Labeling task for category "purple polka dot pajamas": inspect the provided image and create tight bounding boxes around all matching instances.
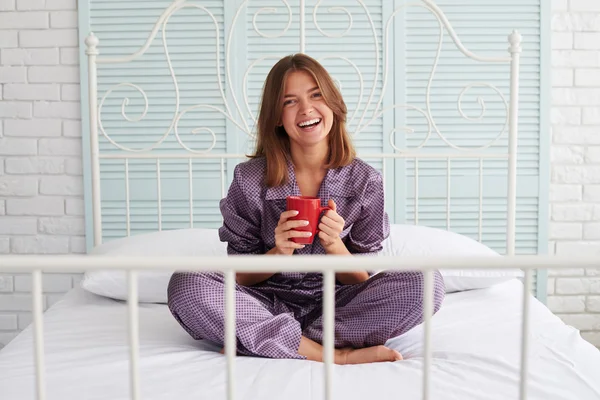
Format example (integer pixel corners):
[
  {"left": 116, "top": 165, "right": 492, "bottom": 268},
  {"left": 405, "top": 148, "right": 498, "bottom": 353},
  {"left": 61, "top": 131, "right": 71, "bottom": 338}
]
[{"left": 167, "top": 157, "right": 445, "bottom": 359}]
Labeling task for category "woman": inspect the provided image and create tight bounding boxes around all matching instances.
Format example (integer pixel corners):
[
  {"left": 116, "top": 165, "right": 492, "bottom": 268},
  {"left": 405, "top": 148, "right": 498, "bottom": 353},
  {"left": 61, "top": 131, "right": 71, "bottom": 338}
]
[{"left": 168, "top": 54, "right": 445, "bottom": 365}]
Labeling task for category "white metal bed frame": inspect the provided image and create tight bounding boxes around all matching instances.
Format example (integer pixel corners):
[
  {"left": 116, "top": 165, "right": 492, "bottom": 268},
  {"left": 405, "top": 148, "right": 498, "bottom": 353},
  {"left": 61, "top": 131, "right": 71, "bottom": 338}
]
[{"left": 1, "top": 1, "right": 586, "bottom": 400}]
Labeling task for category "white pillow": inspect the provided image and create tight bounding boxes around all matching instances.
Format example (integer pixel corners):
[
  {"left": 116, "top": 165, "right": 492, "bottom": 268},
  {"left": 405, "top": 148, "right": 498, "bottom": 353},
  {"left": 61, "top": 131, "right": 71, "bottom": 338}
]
[
  {"left": 81, "top": 228, "right": 227, "bottom": 303},
  {"left": 81, "top": 225, "right": 521, "bottom": 303},
  {"left": 381, "top": 224, "right": 522, "bottom": 293}
]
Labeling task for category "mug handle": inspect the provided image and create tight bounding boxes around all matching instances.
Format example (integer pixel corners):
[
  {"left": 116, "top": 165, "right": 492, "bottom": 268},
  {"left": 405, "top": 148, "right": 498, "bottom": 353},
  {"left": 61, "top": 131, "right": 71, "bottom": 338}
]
[{"left": 315, "top": 206, "right": 332, "bottom": 235}]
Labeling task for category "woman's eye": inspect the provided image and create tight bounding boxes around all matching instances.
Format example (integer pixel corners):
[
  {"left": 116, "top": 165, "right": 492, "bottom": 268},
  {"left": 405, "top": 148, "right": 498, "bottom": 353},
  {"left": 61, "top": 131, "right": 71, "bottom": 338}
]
[
  {"left": 312, "top": 92, "right": 322, "bottom": 98},
  {"left": 283, "top": 99, "right": 294, "bottom": 106}
]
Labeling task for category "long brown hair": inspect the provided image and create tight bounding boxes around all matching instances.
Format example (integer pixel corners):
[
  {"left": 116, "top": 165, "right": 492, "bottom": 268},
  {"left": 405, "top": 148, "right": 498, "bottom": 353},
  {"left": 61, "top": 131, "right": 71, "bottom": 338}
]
[{"left": 249, "top": 54, "right": 356, "bottom": 187}]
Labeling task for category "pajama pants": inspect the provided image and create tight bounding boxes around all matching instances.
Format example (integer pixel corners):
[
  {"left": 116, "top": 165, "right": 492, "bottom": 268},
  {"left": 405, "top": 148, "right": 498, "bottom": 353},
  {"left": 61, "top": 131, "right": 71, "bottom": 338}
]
[{"left": 167, "top": 270, "right": 445, "bottom": 360}]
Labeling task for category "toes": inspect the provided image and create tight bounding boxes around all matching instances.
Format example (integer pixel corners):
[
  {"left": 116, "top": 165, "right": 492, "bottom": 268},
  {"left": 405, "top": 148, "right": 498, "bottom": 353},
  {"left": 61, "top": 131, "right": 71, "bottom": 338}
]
[{"left": 382, "top": 346, "right": 402, "bottom": 361}]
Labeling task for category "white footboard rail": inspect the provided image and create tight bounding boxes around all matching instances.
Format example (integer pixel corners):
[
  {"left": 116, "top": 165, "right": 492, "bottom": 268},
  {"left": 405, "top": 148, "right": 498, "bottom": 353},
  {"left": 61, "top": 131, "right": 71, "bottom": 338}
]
[{"left": 0, "top": 255, "right": 596, "bottom": 400}]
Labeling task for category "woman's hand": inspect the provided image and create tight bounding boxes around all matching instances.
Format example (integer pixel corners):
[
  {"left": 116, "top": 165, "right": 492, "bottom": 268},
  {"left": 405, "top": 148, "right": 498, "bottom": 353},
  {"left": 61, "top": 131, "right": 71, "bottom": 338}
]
[
  {"left": 318, "top": 199, "right": 345, "bottom": 249},
  {"left": 316, "top": 200, "right": 370, "bottom": 284},
  {"left": 273, "top": 210, "right": 312, "bottom": 255}
]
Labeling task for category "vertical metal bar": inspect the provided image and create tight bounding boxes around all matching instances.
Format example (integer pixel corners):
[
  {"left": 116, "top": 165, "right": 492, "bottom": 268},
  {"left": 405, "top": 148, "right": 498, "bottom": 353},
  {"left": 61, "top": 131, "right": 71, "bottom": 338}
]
[
  {"left": 382, "top": 160, "right": 387, "bottom": 203},
  {"left": 225, "top": 269, "right": 236, "bottom": 400},
  {"left": 446, "top": 158, "right": 451, "bottom": 230},
  {"left": 221, "top": 158, "right": 226, "bottom": 199},
  {"left": 189, "top": 159, "right": 194, "bottom": 228},
  {"left": 479, "top": 158, "right": 483, "bottom": 242},
  {"left": 32, "top": 270, "right": 46, "bottom": 400},
  {"left": 86, "top": 34, "right": 102, "bottom": 247},
  {"left": 323, "top": 269, "right": 335, "bottom": 400},
  {"left": 414, "top": 159, "right": 419, "bottom": 225},
  {"left": 127, "top": 271, "right": 140, "bottom": 400},
  {"left": 422, "top": 270, "right": 433, "bottom": 400},
  {"left": 519, "top": 269, "right": 532, "bottom": 400},
  {"left": 507, "top": 31, "right": 522, "bottom": 256},
  {"left": 156, "top": 159, "right": 162, "bottom": 231},
  {"left": 299, "top": 0, "right": 305, "bottom": 53},
  {"left": 125, "top": 159, "right": 130, "bottom": 237}
]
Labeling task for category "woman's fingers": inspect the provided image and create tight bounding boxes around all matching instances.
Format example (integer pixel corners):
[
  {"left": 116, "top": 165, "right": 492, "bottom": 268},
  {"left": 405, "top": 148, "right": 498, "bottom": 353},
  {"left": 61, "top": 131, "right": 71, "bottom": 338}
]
[
  {"left": 285, "top": 230, "right": 312, "bottom": 239},
  {"left": 318, "top": 231, "right": 337, "bottom": 246},
  {"left": 276, "top": 229, "right": 311, "bottom": 244},
  {"left": 282, "top": 219, "right": 309, "bottom": 231},
  {"left": 330, "top": 212, "right": 345, "bottom": 224},
  {"left": 318, "top": 231, "right": 332, "bottom": 243},
  {"left": 318, "top": 222, "right": 337, "bottom": 237},
  {"left": 276, "top": 234, "right": 306, "bottom": 249},
  {"left": 280, "top": 241, "right": 306, "bottom": 250},
  {"left": 275, "top": 210, "right": 308, "bottom": 254},
  {"left": 279, "top": 210, "right": 299, "bottom": 224},
  {"left": 320, "top": 215, "right": 341, "bottom": 229},
  {"left": 275, "top": 219, "right": 308, "bottom": 235}
]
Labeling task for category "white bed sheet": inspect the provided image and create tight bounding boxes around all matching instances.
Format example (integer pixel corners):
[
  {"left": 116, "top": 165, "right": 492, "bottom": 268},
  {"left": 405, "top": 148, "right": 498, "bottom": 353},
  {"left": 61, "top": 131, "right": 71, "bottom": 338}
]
[{"left": 0, "top": 279, "right": 599, "bottom": 400}]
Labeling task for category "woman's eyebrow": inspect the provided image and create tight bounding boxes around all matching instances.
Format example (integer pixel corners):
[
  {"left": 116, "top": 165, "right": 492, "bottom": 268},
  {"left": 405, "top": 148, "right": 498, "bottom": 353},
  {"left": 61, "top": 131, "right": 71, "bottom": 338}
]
[{"left": 284, "top": 86, "right": 319, "bottom": 98}]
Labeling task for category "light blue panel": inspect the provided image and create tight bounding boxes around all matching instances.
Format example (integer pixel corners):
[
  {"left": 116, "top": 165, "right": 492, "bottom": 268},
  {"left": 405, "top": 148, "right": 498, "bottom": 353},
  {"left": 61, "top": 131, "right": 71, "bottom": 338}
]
[
  {"left": 89, "top": 0, "right": 228, "bottom": 240},
  {"left": 399, "top": 0, "right": 545, "bottom": 296}
]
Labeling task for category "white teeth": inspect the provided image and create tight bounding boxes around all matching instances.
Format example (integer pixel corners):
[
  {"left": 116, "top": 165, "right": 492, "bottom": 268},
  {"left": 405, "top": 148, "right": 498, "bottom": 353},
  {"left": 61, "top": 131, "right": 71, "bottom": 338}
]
[{"left": 298, "top": 118, "right": 321, "bottom": 127}]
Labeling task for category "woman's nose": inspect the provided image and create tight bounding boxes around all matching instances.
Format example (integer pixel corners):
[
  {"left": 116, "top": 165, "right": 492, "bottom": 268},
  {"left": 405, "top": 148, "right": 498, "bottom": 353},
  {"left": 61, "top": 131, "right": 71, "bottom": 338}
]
[{"left": 299, "top": 100, "right": 314, "bottom": 115}]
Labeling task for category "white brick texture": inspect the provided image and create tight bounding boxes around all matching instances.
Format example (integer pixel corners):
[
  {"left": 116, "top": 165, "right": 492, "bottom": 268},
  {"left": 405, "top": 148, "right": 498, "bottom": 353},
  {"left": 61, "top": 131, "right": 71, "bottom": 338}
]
[
  {"left": 1, "top": 48, "right": 60, "bottom": 66},
  {"left": 0, "top": 11, "right": 48, "bottom": 29},
  {"left": 552, "top": 69, "right": 574, "bottom": 86},
  {"left": 0, "top": 0, "right": 16, "bottom": 11},
  {"left": 551, "top": 0, "right": 600, "bottom": 349},
  {"left": 14, "top": 274, "right": 72, "bottom": 293},
  {"left": 0, "top": 66, "right": 27, "bottom": 83},
  {"left": 3, "top": 83, "right": 60, "bottom": 101},
  {"left": 582, "top": 107, "right": 600, "bottom": 124},
  {"left": 0, "top": 6, "right": 83, "bottom": 349},
  {"left": 4, "top": 118, "right": 62, "bottom": 136},
  {"left": 0, "top": 31, "right": 19, "bottom": 48},
  {"left": 0, "top": 0, "right": 599, "bottom": 353}
]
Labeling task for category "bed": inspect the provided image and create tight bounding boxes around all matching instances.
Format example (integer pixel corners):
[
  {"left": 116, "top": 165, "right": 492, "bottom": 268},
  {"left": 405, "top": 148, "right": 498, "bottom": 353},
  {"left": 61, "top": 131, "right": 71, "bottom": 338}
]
[
  {"left": 1, "top": 276, "right": 599, "bottom": 399},
  {"left": 1, "top": 226, "right": 600, "bottom": 400},
  {"left": 1, "top": 0, "right": 599, "bottom": 399}
]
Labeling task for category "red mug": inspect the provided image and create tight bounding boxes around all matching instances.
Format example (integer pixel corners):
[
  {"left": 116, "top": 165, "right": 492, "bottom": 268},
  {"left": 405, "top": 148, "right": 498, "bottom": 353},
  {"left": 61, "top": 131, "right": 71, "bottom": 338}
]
[{"left": 286, "top": 196, "right": 332, "bottom": 245}]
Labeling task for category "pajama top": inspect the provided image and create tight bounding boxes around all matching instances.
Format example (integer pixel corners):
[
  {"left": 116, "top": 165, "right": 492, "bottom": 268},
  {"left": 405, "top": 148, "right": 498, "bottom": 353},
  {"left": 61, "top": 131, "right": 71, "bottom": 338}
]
[{"left": 218, "top": 156, "right": 390, "bottom": 262}]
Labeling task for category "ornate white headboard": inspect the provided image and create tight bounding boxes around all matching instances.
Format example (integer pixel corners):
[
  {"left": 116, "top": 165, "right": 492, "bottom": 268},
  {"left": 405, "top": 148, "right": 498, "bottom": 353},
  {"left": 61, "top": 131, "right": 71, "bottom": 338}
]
[{"left": 83, "top": 0, "right": 522, "bottom": 254}]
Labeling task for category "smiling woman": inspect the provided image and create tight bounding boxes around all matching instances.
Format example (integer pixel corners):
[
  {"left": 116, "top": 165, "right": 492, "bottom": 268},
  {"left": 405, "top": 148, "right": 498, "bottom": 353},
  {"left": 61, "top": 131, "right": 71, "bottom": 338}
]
[
  {"left": 250, "top": 54, "right": 356, "bottom": 188},
  {"left": 166, "top": 53, "right": 446, "bottom": 365}
]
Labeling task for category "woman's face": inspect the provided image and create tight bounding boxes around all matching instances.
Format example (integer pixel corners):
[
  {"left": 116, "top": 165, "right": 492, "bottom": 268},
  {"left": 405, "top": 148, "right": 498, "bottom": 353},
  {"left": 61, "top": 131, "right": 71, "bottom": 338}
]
[{"left": 280, "top": 70, "right": 334, "bottom": 150}]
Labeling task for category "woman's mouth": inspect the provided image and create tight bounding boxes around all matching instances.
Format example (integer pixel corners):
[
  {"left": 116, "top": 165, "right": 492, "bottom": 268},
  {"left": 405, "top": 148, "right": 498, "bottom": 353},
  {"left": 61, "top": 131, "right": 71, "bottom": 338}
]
[{"left": 297, "top": 118, "right": 322, "bottom": 132}]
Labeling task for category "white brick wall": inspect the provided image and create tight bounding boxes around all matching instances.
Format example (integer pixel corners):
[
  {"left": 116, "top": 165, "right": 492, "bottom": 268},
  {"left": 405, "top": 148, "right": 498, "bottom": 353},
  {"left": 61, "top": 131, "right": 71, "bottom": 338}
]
[
  {"left": 550, "top": 0, "right": 600, "bottom": 347},
  {"left": 1, "top": 0, "right": 600, "bottom": 351},
  {"left": 0, "top": 0, "right": 84, "bottom": 349}
]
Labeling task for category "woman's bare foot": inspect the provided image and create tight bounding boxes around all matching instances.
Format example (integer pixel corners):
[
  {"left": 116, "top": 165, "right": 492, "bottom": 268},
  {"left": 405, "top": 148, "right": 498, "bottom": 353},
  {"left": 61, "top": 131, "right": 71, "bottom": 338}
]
[
  {"left": 298, "top": 336, "right": 402, "bottom": 365},
  {"left": 222, "top": 337, "right": 401, "bottom": 364},
  {"left": 336, "top": 345, "right": 402, "bottom": 365}
]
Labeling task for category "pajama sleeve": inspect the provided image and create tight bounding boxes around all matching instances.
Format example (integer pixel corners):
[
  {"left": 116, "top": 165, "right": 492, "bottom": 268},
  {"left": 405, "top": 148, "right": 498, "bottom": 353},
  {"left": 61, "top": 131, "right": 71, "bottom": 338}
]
[
  {"left": 346, "top": 174, "right": 390, "bottom": 256},
  {"left": 218, "top": 165, "right": 264, "bottom": 255}
]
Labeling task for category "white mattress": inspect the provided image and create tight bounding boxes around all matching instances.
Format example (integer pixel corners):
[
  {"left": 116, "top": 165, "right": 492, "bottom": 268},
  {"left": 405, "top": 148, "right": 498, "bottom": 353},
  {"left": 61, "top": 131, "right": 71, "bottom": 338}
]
[{"left": 1, "top": 279, "right": 599, "bottom": 400}]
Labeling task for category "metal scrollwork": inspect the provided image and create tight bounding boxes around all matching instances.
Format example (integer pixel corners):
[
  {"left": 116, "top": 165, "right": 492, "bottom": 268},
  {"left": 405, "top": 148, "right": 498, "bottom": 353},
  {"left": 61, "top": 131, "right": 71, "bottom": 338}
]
[{"left": 90, "top": 0, "right": 516, "bottom": 155}]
